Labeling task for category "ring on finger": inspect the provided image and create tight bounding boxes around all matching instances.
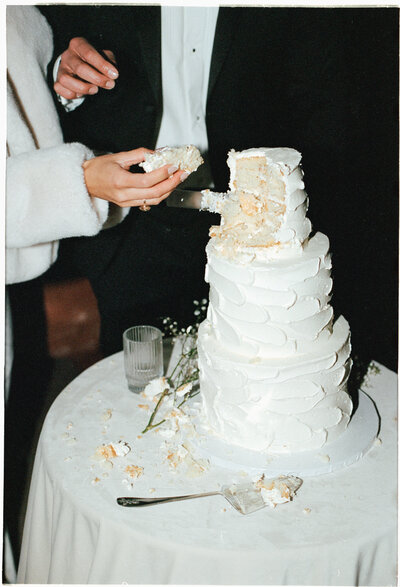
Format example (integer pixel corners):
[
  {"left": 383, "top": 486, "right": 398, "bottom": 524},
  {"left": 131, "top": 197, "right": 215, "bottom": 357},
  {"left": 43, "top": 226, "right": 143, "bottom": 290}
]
[{"left": 139, "top": 200, "right": 151, "bottom": 212}]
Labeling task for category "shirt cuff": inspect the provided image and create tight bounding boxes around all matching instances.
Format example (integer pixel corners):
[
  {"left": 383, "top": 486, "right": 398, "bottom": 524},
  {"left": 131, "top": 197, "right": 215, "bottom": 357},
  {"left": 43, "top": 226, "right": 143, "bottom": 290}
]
[{"left": 53, "top": 55, "right": 86, "bottom": 113}]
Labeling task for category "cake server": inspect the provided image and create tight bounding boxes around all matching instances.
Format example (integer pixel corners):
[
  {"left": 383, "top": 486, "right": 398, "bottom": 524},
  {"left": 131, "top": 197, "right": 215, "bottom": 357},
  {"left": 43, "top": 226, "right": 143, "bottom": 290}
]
[
  {"left": 117, "top": 482, "right": 265, "bottom": 514},
  {"left": 166, "top": 188, "right": 203, "bottom": 210},
  {"left": 117, "top": 476, "right": 303, "bottom": 514}
]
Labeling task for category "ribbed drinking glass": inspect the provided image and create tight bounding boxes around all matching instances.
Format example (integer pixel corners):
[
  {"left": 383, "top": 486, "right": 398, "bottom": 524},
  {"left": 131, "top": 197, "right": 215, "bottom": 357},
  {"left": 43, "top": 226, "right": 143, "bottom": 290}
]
[{"left": 123, "top": 325, "right": 163, "bottom": 393}]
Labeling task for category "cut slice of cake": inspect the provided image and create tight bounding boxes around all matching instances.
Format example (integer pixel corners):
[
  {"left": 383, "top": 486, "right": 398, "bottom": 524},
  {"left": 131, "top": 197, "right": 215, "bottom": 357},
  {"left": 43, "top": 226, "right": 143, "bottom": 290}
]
[{"left": 139, "top": 145, "right": 203, "bottom": 173}]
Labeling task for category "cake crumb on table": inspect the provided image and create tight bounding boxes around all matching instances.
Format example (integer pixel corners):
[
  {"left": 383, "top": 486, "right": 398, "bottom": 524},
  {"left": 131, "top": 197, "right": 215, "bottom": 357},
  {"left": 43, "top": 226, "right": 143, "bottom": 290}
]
[
  {"left": 125, "top": 465, "right": 144, "bottom": 479},
  {"left": 101, "top": 409, "right": 113, "bottom": 421}
]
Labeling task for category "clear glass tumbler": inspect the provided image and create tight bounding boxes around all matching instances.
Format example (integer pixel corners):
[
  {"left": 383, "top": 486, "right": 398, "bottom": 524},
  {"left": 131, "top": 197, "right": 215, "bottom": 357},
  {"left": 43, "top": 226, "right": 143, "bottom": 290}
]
[{"left": 123, "top": 325, "right": 163, "bottom": 393}]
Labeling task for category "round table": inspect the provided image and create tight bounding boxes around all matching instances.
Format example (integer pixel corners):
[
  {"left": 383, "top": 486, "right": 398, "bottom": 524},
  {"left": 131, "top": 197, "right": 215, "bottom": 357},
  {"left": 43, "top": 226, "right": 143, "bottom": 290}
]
[{"left": 17, "top": 348, "right": 397, "bottom": 585}]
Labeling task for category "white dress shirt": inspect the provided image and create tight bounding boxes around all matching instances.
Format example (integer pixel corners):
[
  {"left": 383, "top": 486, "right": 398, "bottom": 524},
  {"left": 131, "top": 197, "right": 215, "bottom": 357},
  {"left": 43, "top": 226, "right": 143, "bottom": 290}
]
[{"left": 156, "top": 6, "right": 218, "bottom": 154}]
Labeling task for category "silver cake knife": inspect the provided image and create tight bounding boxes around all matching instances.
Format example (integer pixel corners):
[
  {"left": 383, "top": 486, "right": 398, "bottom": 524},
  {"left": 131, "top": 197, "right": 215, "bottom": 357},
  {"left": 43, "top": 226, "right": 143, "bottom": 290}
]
[{"left": 166, "top": 188, "right": 204, "bottom": 210}]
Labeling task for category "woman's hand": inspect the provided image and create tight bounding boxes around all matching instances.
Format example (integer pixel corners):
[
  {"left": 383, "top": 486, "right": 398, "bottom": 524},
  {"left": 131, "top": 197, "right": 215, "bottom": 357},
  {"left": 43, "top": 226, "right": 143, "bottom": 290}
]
[{"left": 83, "top": 148, "right": 188, "bottom": 208}]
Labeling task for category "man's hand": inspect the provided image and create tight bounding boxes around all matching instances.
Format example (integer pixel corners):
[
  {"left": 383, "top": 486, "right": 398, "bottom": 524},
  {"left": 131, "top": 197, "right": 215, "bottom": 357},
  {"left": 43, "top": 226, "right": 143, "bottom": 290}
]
[
  {"left": 83, "top": 148, "right": 190, "bottom": 208},
  {"left": 55, "top": 37, "right": 119, "bottom": 100}
]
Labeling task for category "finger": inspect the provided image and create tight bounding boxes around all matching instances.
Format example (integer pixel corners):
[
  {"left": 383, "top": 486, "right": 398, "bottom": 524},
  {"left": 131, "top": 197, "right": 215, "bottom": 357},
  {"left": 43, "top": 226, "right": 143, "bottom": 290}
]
[
  {"left": 120, "top": 164, "right": 185, "bottom": 189},
  {"left": 142, "top": 164, "right": 182, "bottom": 186},
  {"left": 129, "top": 192, "right": 172, "bottom": 208},
  {"left": 103, "top": 49, "right": 117, "bottom": 66},
  {"left": 54, "top": 82, "right": 81, "bottom": 100},
  {"left": 67, "top": 55, "right": 116, "bottom": 89},
  {"left": 114, "top": 148, "right": 154, "bottom": 169},
  {"left": 110, "top": 193, "right": 169, "bottom": 208},
  {"left": 56, "top": 73, "right": 99, "bottom": 96},
  {"left": 140, "top": 166, "right": 190, "bottom": 189},
  {"left": 70, "top": 37, "right": 119, "bottom": 79},
  {"left": 118, "top": 169, "right": 187, "bottom": 200},
  {"left": 143, "top": 171, "right": 188, "bottom": 199}
]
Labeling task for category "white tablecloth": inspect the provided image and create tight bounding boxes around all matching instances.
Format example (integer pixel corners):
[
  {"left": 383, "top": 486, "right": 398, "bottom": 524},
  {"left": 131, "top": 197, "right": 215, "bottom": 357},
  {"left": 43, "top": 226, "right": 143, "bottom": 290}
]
[{"left": 18, "top": 352, "right": 397, "bottom": 585}]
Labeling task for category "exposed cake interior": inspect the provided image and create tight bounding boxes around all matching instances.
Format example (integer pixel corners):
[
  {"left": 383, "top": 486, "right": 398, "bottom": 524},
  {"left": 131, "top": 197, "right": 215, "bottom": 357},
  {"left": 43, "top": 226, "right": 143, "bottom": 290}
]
[{"left": 202, "top": 147, "right": 311, "bottom": 251}]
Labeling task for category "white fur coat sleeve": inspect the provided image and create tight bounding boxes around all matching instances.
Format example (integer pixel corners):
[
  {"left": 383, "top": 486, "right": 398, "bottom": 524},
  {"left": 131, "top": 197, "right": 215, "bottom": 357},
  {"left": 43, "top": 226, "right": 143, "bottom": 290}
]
[
  {"left": 6, "top": 143, "right": 108, "bottom": 248},
  {"left": 5, "top": 6, "right": 123, "bottom": 285}
]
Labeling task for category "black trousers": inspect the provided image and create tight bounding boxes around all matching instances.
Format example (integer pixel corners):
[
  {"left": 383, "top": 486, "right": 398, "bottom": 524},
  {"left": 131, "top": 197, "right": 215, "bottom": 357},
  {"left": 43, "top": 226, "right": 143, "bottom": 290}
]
[{"left": 57, "top": 205, "right": 216, "bottom": 357}]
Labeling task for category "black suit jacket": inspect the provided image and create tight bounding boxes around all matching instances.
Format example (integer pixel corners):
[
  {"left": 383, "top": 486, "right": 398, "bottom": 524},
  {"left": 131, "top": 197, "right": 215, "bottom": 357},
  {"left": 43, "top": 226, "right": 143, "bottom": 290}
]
[{"left": 40, "top": 6, "right": 398, "bottom": 368}]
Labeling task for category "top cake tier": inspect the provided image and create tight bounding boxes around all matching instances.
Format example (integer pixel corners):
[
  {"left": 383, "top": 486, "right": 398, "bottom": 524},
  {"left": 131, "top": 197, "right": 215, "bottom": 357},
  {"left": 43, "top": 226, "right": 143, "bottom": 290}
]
[
  {"left": 227, "top": 147, "right": 302, "bottom": 191},
  {"left": 202, "top": 147, "right": 312, "bottom": 252}
]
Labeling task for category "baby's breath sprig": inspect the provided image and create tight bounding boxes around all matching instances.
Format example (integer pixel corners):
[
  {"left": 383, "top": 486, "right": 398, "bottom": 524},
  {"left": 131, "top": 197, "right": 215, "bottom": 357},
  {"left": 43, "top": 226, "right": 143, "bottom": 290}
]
[{"left": 141, "top": 299, "right": 208, "bottom": 434}]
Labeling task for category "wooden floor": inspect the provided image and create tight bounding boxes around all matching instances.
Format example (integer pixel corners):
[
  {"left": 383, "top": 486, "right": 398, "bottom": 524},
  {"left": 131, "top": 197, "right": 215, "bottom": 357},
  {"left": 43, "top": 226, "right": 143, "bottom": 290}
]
[
  {"left": 40, "top": 277, "right": 104, "bottom": 416},
  {"left": 44, "top": 277, "right": 103, "bottom": 370}
]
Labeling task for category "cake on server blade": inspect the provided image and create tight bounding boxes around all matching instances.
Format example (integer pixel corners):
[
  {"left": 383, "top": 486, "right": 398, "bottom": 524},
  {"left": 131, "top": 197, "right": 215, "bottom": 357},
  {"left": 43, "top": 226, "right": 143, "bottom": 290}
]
[{"left": 198, "top": 147, "right": 353, "bottom": 454}]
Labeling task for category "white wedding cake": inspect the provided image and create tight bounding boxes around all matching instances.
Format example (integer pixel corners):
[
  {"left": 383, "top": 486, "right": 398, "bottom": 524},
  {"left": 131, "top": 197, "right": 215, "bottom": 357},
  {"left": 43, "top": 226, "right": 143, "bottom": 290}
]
[{"left": 198, "top": 147, "right": 353, "bottom": 454}]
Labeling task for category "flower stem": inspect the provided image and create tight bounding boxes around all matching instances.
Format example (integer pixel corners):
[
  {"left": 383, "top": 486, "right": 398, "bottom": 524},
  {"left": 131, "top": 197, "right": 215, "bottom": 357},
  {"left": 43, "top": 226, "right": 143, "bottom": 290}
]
[
  {"left": 142, "top": 389, "right": 169, "bottom": 434},
  {"left": 142, "top": 328, "right": 202, "bottom": 435}
]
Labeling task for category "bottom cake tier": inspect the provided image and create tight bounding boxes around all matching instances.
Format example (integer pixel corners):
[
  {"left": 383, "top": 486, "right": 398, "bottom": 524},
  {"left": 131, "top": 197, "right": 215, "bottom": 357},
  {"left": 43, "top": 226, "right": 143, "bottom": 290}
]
[{"left": 197, "top": 315, "right": 353, "bottom": 454}]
